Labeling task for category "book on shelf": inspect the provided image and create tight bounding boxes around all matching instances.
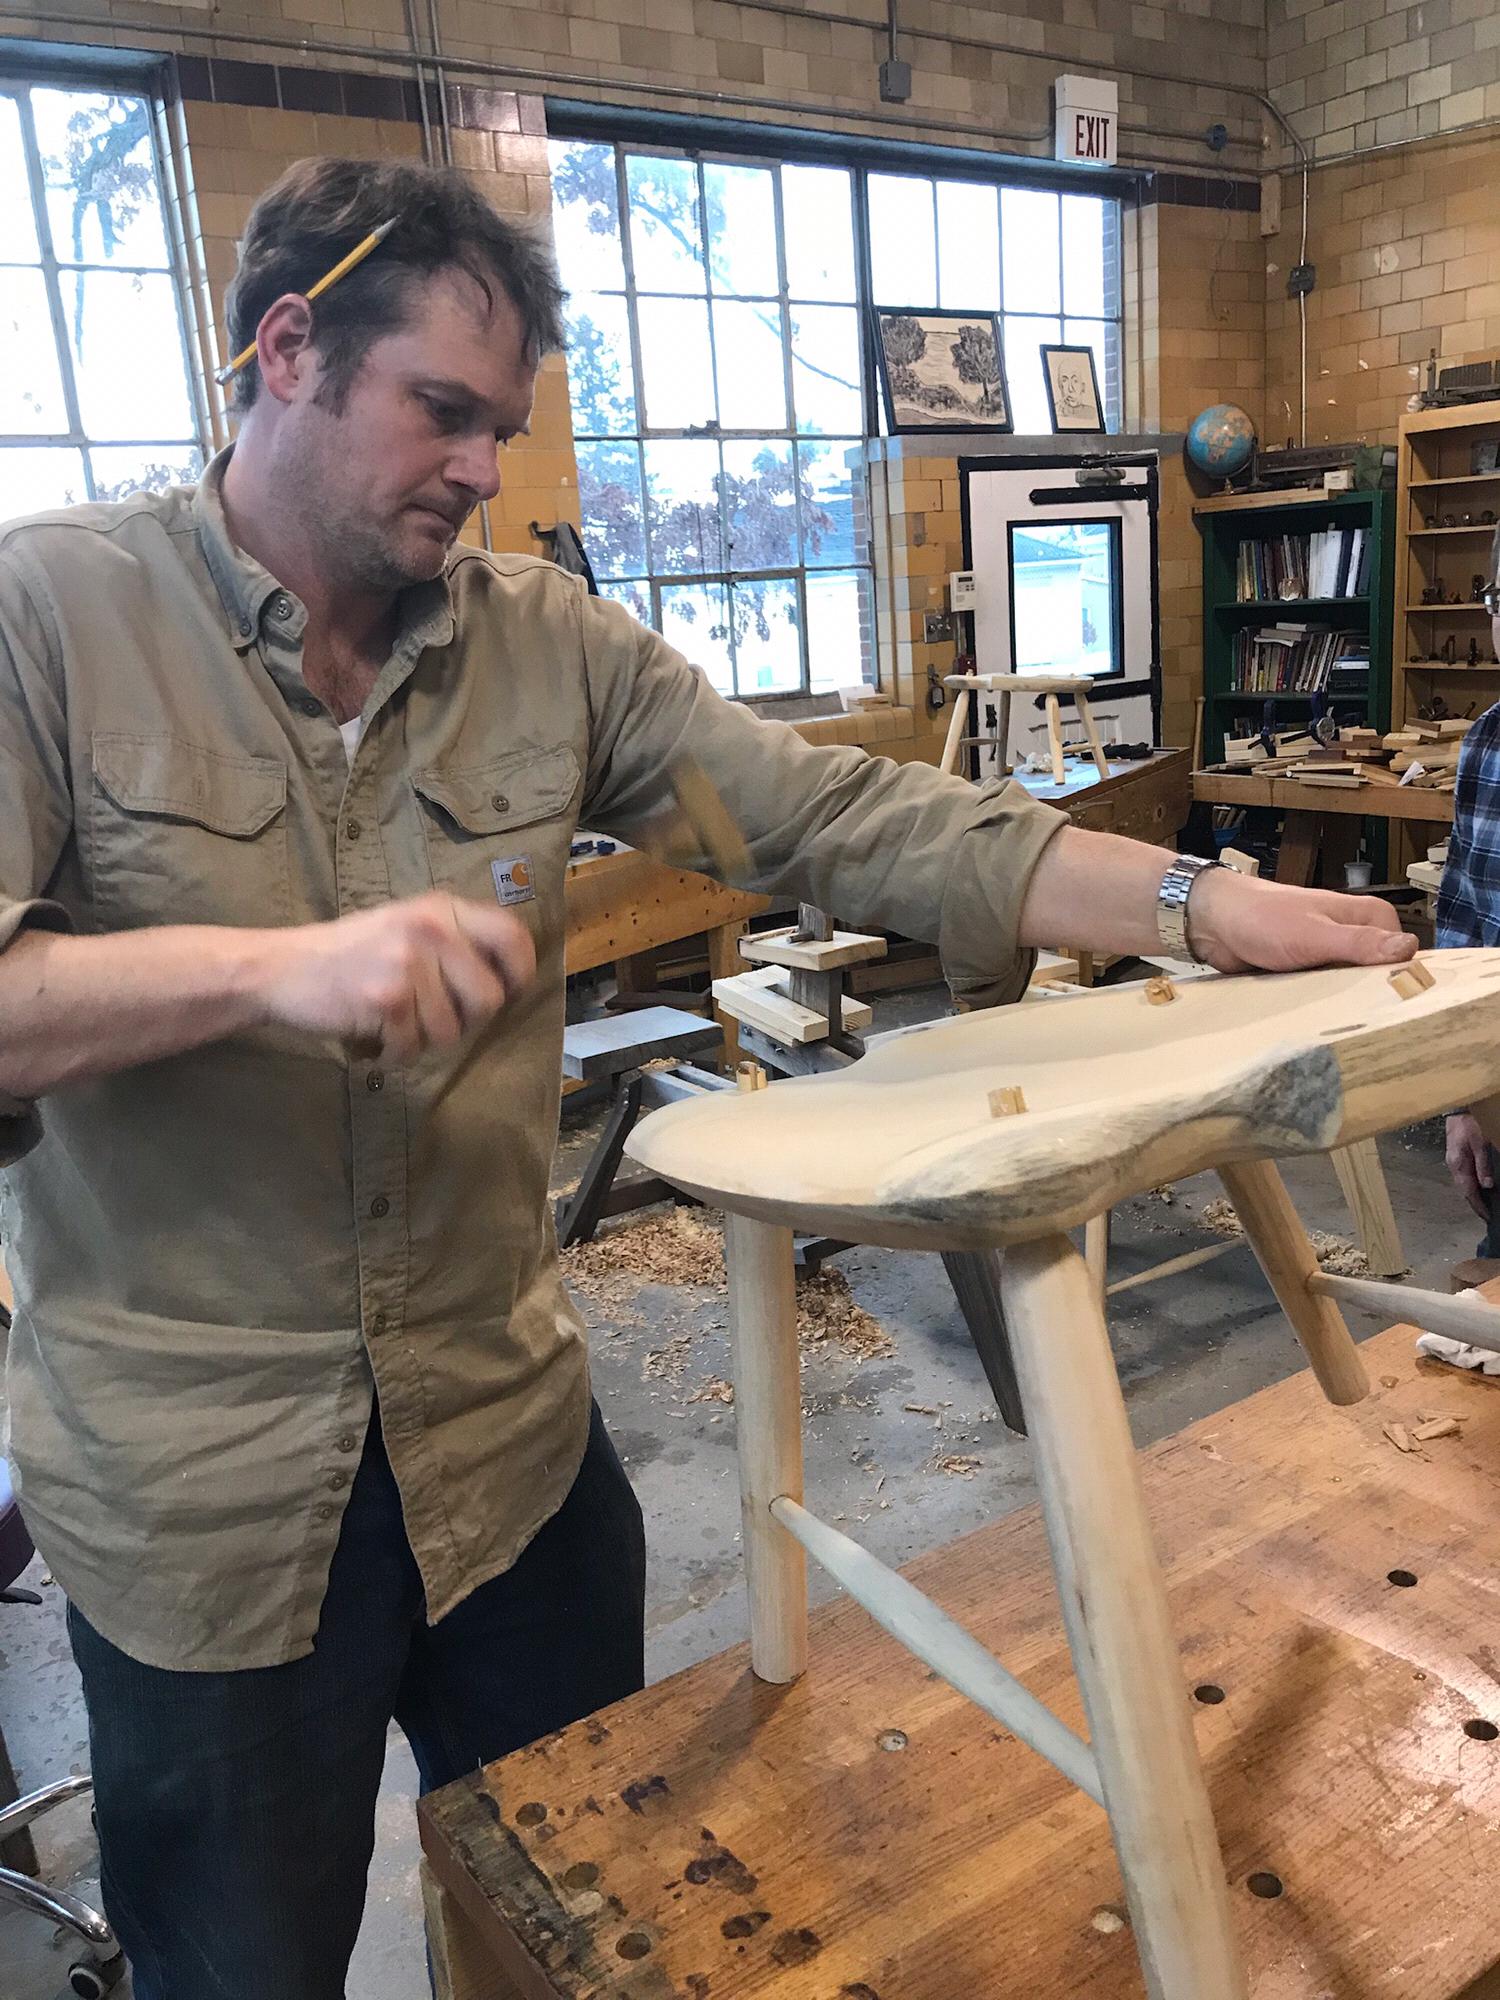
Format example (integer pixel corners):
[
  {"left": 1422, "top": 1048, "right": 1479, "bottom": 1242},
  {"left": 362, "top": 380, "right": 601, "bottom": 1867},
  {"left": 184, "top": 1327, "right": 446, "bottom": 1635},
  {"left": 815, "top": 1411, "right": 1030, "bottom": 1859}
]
[
  {"left": 1228, "top": 625, "right": 1368, "bottom": 693},
  {"left": 1234, "top": 526, "right": 1369, "bottom": 603}
]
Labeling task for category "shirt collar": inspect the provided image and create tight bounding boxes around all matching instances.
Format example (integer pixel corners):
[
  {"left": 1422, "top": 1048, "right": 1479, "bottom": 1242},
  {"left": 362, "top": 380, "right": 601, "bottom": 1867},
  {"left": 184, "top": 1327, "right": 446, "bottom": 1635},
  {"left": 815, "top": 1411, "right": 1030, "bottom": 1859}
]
[{"left": 194, "top": 443, "right": 456, "bottom": 658}]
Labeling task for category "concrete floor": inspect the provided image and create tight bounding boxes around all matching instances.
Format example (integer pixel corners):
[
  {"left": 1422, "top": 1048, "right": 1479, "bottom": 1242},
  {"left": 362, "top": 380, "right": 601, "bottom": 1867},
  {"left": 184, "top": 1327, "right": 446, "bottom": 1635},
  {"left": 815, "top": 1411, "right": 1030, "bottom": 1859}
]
[{"left": 0, "top": 980, "right": 1482, "bottom": 1998}]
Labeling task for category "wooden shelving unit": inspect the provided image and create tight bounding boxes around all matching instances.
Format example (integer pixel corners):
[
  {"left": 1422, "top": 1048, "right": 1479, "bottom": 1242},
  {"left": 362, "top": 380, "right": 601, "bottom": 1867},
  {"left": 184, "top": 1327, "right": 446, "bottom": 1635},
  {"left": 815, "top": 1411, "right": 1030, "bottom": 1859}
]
[
  {"left": 1391, "top": 400, "right": 1500, "bottom": 869},
  {"left": 1194, "top": 488, "right": 1394, "bottom": 767}
]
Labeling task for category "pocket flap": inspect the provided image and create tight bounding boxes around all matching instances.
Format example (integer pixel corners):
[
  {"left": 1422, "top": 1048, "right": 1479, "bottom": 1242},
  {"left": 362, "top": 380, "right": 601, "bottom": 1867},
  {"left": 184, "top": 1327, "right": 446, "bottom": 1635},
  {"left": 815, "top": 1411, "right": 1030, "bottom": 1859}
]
[
  {"left": 92, "top": 734, "right": 287, "bottom": 839},
  {"left": 412, "top": 744, "right": 580, "bottom": 835}
]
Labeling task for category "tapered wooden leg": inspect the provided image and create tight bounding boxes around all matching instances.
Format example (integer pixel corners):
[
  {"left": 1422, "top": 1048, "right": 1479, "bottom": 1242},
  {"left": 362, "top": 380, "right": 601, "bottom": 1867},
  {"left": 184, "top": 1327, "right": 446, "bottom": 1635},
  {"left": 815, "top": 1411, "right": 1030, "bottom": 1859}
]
[
  {"left": 1084, "top": 1209, "right": 1110, "bottom": 1306},
  {"left": 706, "top": 921, "right": 744, "bottom": 1066},
  {"left": 1002, "top": 1234, "right": 1247, "bottom": 2000},
  {"left": 1329, "top": 1138, "right": 1405, "bottom": 1278},
  {"left": 996, "top": 688, "right": 1013, "bottom": 776},
  {"left": 724, "top": 1213, "right": 807, "bottom": 1682},
  {"left": 1045, "top": 693, "right": 1067, "bottom": 783},
  {"left": 1077, "top": 691, "right": 1111, "bottom": 780},
  {"left": 1218, "top": 1158, "right": 1369, "bottom": 1405},
  {"left": 939, "top": 679, "right": 971, "bottom": 776}
]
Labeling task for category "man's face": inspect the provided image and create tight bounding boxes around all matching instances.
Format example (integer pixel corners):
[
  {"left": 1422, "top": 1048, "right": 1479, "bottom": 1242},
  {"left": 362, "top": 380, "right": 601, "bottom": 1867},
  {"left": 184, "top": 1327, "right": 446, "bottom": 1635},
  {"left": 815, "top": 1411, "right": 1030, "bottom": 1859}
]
[{"left": 277, "top": 270, "right": 537, "bottom": 592}]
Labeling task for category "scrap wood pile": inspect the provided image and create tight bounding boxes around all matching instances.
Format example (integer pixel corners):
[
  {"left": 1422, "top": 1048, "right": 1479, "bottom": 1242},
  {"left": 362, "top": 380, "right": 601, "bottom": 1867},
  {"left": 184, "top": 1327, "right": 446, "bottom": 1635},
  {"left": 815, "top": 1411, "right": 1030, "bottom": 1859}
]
[{"left": 1223, "top": 717, "right": 1469, "bottom": 792}]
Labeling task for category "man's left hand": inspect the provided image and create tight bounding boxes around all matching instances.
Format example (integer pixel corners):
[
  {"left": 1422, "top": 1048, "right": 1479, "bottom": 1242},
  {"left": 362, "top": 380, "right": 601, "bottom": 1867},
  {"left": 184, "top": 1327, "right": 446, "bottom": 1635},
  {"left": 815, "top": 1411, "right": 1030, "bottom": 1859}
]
[{"left": 1186, "top": 869, "right": 1417, "bottom": 974}]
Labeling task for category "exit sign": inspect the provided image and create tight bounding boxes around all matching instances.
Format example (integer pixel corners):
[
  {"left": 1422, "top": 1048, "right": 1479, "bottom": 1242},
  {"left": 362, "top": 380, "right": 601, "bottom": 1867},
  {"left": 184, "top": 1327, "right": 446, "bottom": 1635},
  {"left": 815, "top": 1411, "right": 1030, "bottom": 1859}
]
[{"left": 1054, "top": 75, "right": 1119, "bottom": 166}]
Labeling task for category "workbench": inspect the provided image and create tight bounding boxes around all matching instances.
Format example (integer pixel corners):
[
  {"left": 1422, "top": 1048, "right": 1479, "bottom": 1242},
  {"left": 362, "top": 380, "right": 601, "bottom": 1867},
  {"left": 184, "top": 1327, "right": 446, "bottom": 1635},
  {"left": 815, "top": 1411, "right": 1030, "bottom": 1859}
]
[
  {"left": 419, "top": 1314, "right": 1500, "bottom": 2000},
  {"left": 1013, "top": 747, "right": 1191, "bottom": 845},
  {"left": 1193, "top": 765, "right": 1453, "bottom": 885}
]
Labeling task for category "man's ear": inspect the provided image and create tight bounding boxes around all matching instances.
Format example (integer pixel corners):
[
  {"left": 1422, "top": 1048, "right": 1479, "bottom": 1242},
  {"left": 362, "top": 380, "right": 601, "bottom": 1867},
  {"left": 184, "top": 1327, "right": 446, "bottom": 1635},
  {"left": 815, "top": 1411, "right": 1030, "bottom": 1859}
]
[{"left": 253, "top": 294, "right": 317, "bottom": 405}]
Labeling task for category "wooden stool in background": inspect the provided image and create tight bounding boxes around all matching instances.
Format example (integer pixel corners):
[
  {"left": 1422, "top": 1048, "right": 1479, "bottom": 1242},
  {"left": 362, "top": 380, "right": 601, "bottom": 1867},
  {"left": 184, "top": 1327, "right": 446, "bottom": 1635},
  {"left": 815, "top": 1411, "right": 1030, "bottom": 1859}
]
[{"left": 941, "top": 672, "right": 1111, "bottom": 784}]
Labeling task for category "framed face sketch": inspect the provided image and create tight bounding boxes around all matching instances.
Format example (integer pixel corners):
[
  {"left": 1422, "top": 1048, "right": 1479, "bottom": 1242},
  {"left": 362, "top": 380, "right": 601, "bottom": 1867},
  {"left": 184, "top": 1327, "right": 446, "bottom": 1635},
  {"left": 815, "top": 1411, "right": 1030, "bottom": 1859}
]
[
  {"left": 1041, "top": 344, "right": 1105, "bottom": 434},
  {"left": 874, "top": 309, "right": 1012, "bottom": 434}
]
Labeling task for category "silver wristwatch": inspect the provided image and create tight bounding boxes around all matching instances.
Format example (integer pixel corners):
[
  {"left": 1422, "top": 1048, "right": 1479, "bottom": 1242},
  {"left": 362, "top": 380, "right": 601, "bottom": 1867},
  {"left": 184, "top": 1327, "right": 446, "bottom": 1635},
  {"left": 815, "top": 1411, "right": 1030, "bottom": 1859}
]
[{"left": 1156, "top": 854, "right": 1221, "bottom": 963}]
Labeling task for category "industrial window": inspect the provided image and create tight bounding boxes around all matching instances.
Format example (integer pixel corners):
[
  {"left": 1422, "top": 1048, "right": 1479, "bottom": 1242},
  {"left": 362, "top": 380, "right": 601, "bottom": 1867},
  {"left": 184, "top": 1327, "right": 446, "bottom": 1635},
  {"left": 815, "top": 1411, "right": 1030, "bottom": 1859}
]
[
  {"left": 867, "top": 175, "right": 1121, "bottom": 436},
  {"left": 0, "top": 78, "right": 202, "bottom": 522},
  {"left": 549, "top": 138, "right": 1121, "bottom": 700}
]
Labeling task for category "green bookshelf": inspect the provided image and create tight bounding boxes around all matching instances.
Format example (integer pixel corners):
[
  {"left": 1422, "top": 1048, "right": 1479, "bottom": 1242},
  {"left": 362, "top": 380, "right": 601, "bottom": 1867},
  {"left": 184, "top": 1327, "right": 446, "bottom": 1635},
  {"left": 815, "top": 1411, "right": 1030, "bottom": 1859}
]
[{"left": 1195, "top": 488, "right": 1396, "bottom": 767}]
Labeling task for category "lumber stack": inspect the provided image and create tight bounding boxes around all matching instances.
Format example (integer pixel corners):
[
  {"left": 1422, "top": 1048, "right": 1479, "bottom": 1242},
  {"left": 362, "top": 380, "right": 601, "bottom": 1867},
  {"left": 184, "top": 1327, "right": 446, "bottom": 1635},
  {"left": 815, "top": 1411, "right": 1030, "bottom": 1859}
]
[{"left": 1222, "top": 719, "right": 1471, "bottom": 792}]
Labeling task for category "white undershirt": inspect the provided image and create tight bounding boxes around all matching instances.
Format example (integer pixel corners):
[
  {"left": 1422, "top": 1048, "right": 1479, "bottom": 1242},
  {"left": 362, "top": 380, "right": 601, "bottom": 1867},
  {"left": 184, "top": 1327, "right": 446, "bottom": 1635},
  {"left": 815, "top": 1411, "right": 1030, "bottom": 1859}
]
[{"left": 338, "top": 714, "right": 364, "bottom": 767}]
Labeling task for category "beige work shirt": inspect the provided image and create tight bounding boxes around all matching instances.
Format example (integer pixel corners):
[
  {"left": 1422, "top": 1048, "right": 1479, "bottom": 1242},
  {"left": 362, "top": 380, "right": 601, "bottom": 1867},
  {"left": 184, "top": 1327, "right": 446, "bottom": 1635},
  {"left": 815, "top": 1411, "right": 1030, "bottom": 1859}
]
[{"left": 0, "top": 448, "right": 1065, "bottom": 1671}]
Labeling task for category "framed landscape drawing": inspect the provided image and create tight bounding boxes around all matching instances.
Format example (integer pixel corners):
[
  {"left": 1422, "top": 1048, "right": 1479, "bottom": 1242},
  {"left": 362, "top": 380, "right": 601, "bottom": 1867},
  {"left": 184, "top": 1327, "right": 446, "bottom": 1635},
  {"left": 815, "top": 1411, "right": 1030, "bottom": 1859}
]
[
  {"left": 874, "top": 308, "right": 1012, "bottom": 434},
  {"left": 1041, "top": 343, "right": 1105, "bottom": 433}
]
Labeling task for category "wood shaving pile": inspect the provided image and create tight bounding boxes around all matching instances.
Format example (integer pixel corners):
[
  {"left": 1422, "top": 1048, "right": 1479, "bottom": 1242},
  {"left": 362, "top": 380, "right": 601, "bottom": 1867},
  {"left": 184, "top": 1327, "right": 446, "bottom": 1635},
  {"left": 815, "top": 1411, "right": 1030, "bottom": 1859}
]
[
  {"left": 688, "top": 1377, "right": 735, "bottom": 1405},
  {"left": 560, "top": 1209, "right": 893, "bottom": 1357},
  {"left": 795, "top": 1270, "right": 895, "bottom": 1358},
  {"left": 1196, "top": 1199, "right": 1372, "bottom": 1277},
  {"left": 934, "top": 1453, "right": 982, "bottom": 1478}
]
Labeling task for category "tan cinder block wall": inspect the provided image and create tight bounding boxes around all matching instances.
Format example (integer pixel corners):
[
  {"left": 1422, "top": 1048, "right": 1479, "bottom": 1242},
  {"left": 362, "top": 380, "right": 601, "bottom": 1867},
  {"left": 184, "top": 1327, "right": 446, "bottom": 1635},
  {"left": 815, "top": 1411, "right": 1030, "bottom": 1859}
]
[
  {"left": 16, "top": 0, "right": 1268, "bottom": 170},
  {"left": 1136, "top": 202, "right": 1267, "bottom": 435},
  {"left": 1268, "top": 0, "right": 1500, "bottom": 160},
  {"left": 179, "top": 93, "right": 579, "bottom": 555},
  {"left": 1262, "top": 130, "right": 1500, "bottom": 447}
]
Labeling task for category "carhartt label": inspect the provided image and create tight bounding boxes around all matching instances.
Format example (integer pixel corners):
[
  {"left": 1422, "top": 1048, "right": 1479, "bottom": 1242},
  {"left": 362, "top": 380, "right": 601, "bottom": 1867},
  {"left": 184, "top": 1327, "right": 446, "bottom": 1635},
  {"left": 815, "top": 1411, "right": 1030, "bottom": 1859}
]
[{"left": 491, "top": 855, "right": 535, "bottom": 906}]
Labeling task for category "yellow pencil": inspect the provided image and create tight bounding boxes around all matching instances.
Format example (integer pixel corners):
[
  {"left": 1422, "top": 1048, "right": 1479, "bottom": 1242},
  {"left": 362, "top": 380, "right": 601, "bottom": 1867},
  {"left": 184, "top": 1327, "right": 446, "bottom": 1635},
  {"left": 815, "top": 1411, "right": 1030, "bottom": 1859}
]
[{"left": 214, "top": 215, "right": 400, "bottom": 385}]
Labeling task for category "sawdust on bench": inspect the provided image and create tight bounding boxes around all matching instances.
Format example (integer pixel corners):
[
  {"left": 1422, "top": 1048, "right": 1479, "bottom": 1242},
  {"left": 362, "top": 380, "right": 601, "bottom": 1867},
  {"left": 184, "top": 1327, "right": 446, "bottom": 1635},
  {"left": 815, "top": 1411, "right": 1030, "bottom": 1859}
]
[{"left": 560, "top": 1208, "right": 892, "bottom": 1358}]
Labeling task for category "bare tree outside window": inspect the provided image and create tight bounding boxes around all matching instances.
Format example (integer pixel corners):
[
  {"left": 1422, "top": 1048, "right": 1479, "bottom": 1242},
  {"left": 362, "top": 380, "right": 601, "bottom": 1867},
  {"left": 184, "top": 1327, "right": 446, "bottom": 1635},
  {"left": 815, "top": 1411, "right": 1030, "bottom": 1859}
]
[{"left": 0, "top": 78, "right": 202, "bottom": 523}]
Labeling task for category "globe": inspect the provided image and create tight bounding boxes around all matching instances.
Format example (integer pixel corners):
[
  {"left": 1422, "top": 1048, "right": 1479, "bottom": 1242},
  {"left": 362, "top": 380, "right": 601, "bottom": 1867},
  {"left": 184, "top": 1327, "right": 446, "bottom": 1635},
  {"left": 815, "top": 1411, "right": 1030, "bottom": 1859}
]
[{"left": 1186, "top": 403, "right": 1257, "bottom": 483}]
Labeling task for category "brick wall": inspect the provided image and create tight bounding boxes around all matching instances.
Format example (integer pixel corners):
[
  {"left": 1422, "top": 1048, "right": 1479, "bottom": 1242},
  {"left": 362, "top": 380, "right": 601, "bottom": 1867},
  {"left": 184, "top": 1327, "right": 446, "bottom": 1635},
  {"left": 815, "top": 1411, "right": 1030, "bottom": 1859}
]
[{"left": 1262, "top": 129, "right": 1500, "bottom": 446}]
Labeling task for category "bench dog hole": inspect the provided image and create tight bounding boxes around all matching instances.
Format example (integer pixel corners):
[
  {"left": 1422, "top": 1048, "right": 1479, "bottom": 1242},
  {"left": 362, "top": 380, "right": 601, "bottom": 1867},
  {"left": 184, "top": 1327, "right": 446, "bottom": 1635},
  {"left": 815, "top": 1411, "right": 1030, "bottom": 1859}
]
[
  {"left": 1387, "top": 1569, "right": 1418, "bottom": 1588},
  {"left": 1465, "top": 1718, "right": 1500, "bottom": 1742},
  {"left": 1247, "top": 1872, "right": 1284, "bottom": 1900},
  {"left": 616, "top": 1932, "right": 653, "bottom": 1960},
  {"left": 561, "top": 1862, "right": 600, "bottom": 1891},
  {"left": 1193, "top": 1684, "right": 1226, "bottom": 1705},
  {"left": 515, "top": 1801, "right": 547, "bottom": 1827}
]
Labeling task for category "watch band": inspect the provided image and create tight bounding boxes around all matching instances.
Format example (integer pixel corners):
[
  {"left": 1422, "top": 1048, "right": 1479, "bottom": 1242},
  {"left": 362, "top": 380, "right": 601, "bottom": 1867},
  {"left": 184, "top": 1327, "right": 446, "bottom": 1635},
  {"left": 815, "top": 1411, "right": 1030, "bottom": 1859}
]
[{"left": 1156, "top": 854, "right": 1221, "bottom": 963}]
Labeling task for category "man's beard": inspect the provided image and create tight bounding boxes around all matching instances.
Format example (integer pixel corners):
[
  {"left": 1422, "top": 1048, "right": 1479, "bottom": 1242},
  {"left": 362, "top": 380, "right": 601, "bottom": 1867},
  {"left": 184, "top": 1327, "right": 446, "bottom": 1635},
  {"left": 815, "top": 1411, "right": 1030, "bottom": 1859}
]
[{"left": 322, "top": 504, "right": 453, "bottom": 592}]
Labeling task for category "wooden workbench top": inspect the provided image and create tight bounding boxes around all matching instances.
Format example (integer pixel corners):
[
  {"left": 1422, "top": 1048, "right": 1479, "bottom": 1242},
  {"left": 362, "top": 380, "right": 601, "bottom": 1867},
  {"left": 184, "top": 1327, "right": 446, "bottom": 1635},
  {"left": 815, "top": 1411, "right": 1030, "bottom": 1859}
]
[
  {"left": 1194, "top": 766, "right": 1456, "bottom": 823},
  {"left": 421, "top": 1319, "right": 1500, "bottom": 1999}
]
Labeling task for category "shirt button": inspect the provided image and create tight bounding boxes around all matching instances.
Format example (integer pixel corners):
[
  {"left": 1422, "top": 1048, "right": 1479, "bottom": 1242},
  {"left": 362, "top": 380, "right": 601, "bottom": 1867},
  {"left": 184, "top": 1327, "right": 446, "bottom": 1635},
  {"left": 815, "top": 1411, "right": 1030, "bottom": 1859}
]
[
  {"left": 336, "top": 1433, "right": 358, "bottom": 1452},
  {"left": 370, "top": 1310, "right": 388, "bottom": 1334},
  {"left": 366, "top": 1068, "right": 385, "bottom": 1092},
  {"left": 345, "top": 819, "right": 362, "bottom": 841},
  {"left": 238, "top": 617, "right": 252, "bottom": 637},
  {"left": 299, "top": 697, "right": 320, "bottom": 718},
  {"left": 327, "top": 1470, "right": 349, "bottom": 1491},
  {"left": 314, "top": 1502, "right": 335, "bottom": 1522},
  {"left": 273, "top": 594, "right": 293, "bottom": 619},
  {"left": 490, "top": 791, "right": 510, "bottom": 812},
  {"left": 369, "top": 1195, "right": 390, "bottom": 1219}
]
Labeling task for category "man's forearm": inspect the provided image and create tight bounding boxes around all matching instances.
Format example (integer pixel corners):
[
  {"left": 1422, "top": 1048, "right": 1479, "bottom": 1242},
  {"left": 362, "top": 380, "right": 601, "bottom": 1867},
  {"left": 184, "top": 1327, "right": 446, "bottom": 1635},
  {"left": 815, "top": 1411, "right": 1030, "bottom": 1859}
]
[
  {"left": 1017, "top": 827, "right": 1173, "bottom": 957},
  {"left": 0, "top": 925, "right": 270, "bottom": 1100}
]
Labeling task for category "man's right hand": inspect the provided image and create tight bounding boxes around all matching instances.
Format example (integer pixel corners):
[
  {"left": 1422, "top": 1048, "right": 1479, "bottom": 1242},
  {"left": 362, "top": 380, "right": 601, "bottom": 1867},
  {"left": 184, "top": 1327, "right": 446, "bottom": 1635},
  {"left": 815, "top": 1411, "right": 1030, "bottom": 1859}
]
[
  {"left": 257, "top": 892, "right": 536, "bottom": 1065},
  {"left": 1446, "top": 1110, "right": 1494, "bottom": 1221}
]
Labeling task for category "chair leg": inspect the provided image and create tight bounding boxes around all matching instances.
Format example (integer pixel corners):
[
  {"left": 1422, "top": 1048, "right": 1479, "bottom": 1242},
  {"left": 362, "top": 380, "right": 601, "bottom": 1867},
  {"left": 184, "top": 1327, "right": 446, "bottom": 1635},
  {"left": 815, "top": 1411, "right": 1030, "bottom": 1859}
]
[
  {"left": 1218, "top": 1159, "right": 1369, "bottom": 1405},
  {"left": 1076, "top": 690, "right": 1111, "bottom": 781},
  {"left": 1328, "top": 1138, "right": 1405, "bottom": 1279},
  {"left": 940, "top": 1249, "right": 1026, "bottom": 1435},
  {"left": 939, "top": 678, "right": 972, "bottom": 777},
  {"left": 0, "top": 1863, "right": 114, "bottom": 1950},
  {"left": 1084, "top": 1209, "right": 1111, "bottom": 1307},
  {"left": 1045, "top": 693, "right": 1067, "bottom": 783},
  {"left": 1001, "top": 1233, "right": 1247, "bottom": 2000},
  {"left": 724, "top": 1214, "right": 806, "bottom": 1683}
]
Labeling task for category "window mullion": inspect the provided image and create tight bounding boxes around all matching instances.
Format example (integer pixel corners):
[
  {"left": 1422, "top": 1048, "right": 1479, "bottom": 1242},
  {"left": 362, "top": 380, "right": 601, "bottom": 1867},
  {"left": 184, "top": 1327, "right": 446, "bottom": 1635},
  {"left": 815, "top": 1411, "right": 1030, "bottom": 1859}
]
[{"left": 16, "top": 87, "right": 91, "bottom": 484}]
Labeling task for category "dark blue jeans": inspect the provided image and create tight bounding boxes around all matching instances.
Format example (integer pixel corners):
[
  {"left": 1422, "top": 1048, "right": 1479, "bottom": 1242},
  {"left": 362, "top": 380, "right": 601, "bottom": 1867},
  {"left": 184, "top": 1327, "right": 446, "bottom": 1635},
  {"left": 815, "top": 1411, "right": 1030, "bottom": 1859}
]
[{"left": 67, "top": 1402, "right": 645, "bottom": 1999}]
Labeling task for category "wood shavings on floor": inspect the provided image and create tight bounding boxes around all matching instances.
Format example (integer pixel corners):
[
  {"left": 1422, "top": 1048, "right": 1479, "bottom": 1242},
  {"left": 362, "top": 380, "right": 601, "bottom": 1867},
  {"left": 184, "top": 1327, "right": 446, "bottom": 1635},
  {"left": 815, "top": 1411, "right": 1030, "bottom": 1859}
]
[
  {"left": 559, "top": 1208, "right": 893, "bottom": 1360},
  {"left": 1196, "top": 1196, "right": 1372, "bottom": 1277}
]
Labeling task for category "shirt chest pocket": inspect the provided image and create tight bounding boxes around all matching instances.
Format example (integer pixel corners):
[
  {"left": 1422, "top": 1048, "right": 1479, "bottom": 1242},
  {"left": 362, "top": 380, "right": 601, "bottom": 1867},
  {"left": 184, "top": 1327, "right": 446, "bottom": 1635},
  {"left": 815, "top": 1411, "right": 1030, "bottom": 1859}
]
[
  {"left": 89, "top": 733, "right": 291, "bottom": 932},
  {"left": 411, "top": 746, "right": 579, "bottom": 931}
]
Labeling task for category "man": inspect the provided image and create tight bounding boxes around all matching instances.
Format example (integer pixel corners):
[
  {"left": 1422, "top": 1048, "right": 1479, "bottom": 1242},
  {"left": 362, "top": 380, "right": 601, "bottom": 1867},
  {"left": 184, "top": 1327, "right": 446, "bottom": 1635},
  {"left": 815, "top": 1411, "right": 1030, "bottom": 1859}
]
[
  {"left": 1436, "top": 530, "right": 1500, "bottom": 1364},
  {"left": 0, "top": 155, "right": 1412, "bottom": 1997}
]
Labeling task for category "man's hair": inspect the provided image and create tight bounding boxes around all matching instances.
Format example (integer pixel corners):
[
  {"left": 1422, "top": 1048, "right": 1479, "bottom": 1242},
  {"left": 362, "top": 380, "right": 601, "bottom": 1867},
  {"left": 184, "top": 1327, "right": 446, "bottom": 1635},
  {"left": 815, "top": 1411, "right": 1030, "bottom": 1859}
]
[{"left": 224, "top": 156, "right": 567, "bottom": 412}]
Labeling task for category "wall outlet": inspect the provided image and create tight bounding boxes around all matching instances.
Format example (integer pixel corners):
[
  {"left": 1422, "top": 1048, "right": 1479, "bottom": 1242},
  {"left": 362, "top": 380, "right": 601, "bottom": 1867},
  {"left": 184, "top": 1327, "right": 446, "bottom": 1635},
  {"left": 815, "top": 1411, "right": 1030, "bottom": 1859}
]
[{"left": 923, "top": 609, "right": 953, "bottom": 643}]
